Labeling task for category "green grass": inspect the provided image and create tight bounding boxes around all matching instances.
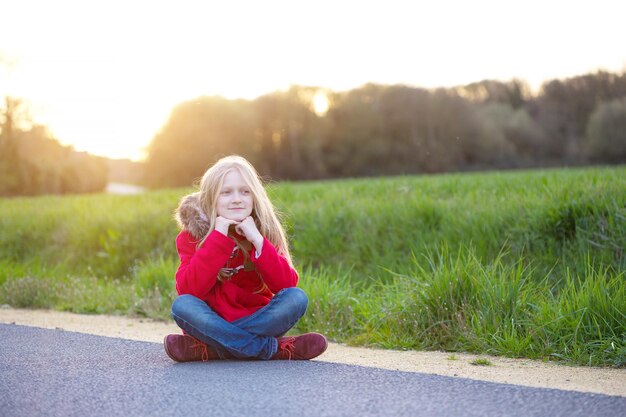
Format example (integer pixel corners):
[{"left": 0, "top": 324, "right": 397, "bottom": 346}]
[
  {"left": 0, "top": 166, "right": 624, "bottom": 366},
  {"left": 470, "top": 358, "right": 494, "bottom": 366}
]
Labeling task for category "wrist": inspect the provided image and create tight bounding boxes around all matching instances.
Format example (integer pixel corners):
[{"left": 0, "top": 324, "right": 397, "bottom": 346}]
[
  {"left": 215, "top": 225, "right": 229, "bottom": 236},
  {"left": 252, "top": 235, "right": 264, "bottom": 251}
]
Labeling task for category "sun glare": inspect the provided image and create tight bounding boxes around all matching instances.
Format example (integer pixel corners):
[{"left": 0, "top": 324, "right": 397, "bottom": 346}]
[
  {"left": 2, "top": 1, "right": 625, "bottom": 160},
  {"left": 312, "top": 91, "right": 329, "bottom": 116}
]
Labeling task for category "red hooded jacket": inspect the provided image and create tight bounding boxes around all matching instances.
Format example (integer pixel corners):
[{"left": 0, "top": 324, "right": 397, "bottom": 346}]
[{"left": 174, "top": 193, "right": 298, "bottom": 322}]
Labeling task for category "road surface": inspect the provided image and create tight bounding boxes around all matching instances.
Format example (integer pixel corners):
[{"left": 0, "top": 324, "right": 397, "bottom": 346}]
[{"left": 1, "top": 324, "right": 624, "bottom": 417}]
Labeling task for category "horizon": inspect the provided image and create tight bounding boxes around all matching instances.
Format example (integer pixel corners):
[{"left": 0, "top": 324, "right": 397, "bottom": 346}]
[
  {"left": 67, "top": 71, "right": 626, "bottom": 164},
  {"left": 2, "top": 0, "right": 625, "bottom": 161}
]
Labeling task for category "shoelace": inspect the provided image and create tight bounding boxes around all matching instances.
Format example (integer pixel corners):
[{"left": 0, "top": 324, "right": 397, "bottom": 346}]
[
  {"left": 277, "top": 337, "right": 297, "bottom": 360},
  {"left": 191, "top": 339, "right": 209, "bottom": 362}
]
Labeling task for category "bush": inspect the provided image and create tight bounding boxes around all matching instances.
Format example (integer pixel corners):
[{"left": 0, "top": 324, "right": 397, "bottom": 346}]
[{"left": 585, "top": 98, "right": 626, "bottom": 162}]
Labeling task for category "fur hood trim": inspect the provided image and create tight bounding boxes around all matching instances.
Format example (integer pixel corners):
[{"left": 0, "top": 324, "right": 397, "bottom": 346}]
[{"left": 175, "top": 192, "right": 210, "bottom": 240}]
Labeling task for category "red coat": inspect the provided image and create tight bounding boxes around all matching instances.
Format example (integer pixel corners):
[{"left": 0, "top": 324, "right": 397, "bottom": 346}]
[{"left": 175, "top": 229, "right": 299, "bottom": 322}]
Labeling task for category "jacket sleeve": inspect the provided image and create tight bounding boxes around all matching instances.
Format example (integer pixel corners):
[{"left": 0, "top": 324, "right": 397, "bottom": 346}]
[
  {"left": 175, "top": 230, "right": 236, "bottom": 299},
  {"left": 250, "top": 238, "right": 299, "bottom": 294}
]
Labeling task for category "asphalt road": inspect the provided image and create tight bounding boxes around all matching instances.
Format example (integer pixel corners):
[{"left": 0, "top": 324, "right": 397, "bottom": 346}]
[{"left": 1, "top": 323, "right": 624, "bottom": 417}]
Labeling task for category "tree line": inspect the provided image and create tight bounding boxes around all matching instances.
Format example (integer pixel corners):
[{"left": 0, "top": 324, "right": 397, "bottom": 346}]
[
  {"left": 0, "top": 98, "right": 107, "bottom": 196},
  {"left": 143, "top": 70, "right": 626, "bottom": 188},
  {"left": 2, "top": 70, "right": 625, "bottom": 196}
]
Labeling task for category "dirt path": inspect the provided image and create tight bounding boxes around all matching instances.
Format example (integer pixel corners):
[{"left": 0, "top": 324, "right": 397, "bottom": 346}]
[{"left": 1, "top": 307, "right": 624, "bottom": 397}]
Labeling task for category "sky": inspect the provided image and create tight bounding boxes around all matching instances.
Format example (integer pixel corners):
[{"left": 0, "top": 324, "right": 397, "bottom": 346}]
[{"left": 1, "top": 0, "right": 625, "bottom": 161}]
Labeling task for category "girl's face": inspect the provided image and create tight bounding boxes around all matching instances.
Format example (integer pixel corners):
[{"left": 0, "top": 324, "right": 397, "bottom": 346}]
[{"left": 216, "top": 169, "right": 254, "bottom": 222}]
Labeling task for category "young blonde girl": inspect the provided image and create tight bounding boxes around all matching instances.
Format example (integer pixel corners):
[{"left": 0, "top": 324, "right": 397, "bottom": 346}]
[{"left": 164, "top": 155, "right": 327, "bottom": 361}]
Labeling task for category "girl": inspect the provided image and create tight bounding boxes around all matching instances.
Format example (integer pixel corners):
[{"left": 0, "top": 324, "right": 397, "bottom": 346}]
[{"left": 164, "top": 155, "right": 327, "bottom": 362}]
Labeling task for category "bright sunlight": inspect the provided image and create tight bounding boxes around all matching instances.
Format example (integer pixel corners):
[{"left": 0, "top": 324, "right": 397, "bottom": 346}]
[
  {"left": 1, "top": 0, "right": 625, "bottom": 160},
  {"left": 312, "top": 91, "right": 330, "bottom": 116}
]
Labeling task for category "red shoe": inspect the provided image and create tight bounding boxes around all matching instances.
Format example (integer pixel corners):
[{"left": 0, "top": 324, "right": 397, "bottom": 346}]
[
  {"left": 271, "top": 333, "right": 328, "bottom": 360},
  {"left": 164, "top": 334, "right": 222, "bottom": 362}
]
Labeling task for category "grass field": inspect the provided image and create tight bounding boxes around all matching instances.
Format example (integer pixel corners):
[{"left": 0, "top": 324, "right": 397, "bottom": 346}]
[{"left": 1, "top": 166, "right": 624, "bottom": 366}]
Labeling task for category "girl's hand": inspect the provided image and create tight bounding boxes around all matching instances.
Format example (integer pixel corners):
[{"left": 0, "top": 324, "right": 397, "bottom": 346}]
[
  {"left": 235, "top": 216, "right": 264, "bottom": 252},
  {"left": 215, "top": 216, "right": 239, "bottom": 236}
]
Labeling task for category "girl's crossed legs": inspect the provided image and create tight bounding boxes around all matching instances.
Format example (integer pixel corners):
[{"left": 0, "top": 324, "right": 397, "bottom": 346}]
[{"left": 171, "top": 287, "right": 309, "bottom": 360}]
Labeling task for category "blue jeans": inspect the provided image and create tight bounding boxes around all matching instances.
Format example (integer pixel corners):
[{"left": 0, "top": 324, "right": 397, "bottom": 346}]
[{"left": 171, "top": 287, "right": 308, "bottom": 360}]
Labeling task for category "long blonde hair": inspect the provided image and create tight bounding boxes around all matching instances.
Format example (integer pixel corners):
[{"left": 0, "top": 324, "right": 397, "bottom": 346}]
[{"left": 196, "top": 155, "right": 293, "bottom": 267}]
